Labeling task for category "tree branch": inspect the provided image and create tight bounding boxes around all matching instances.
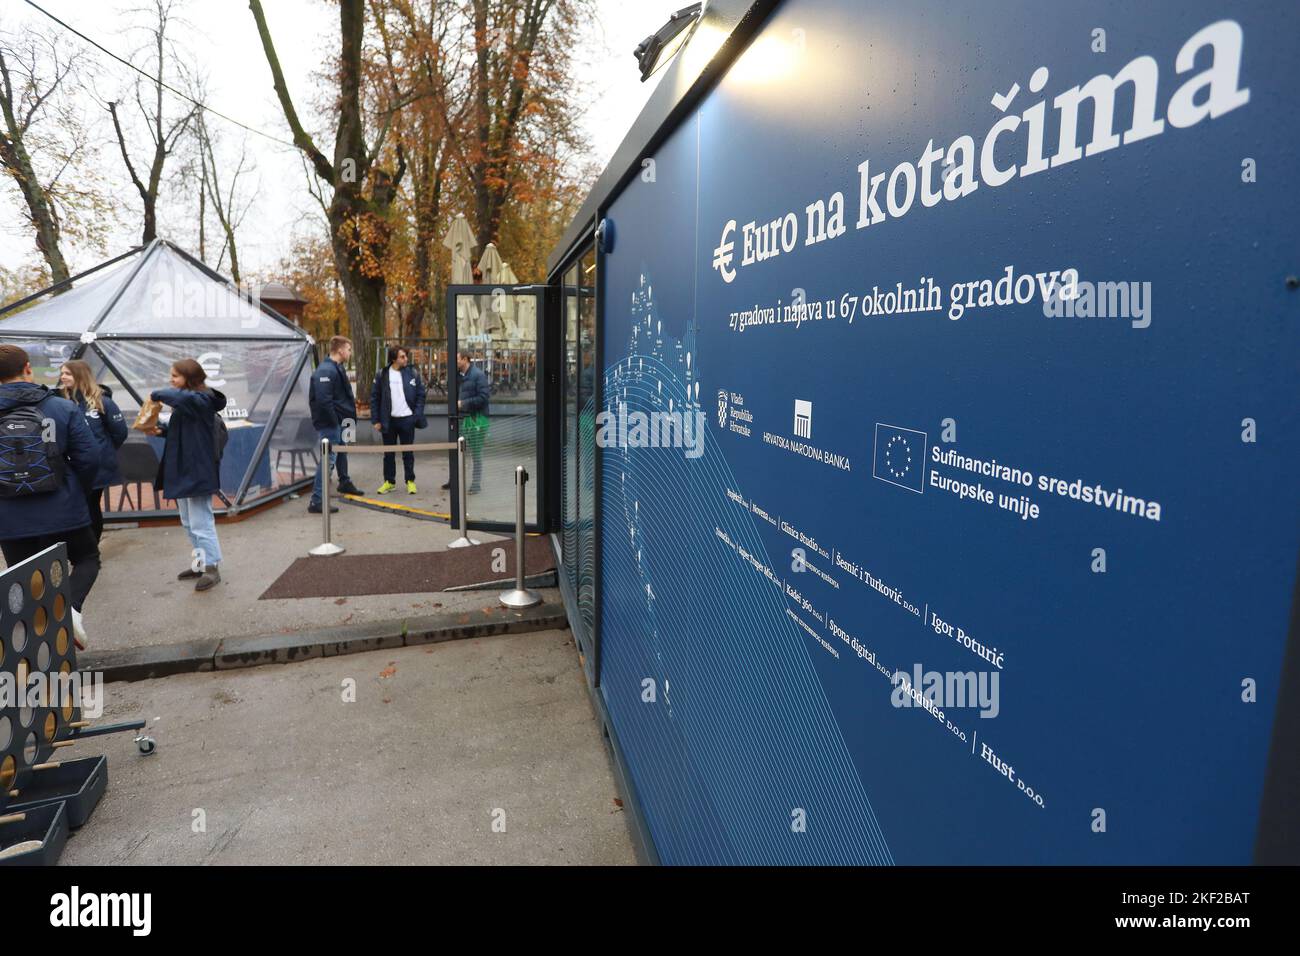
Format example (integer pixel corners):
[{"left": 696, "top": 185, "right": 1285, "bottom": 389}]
[
  {"left": 247, "top": 0, "right": 335, "bottom": 182},
  {"left": 108, "top": 100, "right": 149, "bottom": 202}
]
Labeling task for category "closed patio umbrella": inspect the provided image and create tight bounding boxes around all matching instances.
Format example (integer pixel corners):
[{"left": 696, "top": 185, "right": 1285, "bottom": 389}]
[
  {"left": 477, "top": 243, "right": 506, "bottom": 334},
  {"left": 442, "top": 214, "right": 478, "bottom": 336}
]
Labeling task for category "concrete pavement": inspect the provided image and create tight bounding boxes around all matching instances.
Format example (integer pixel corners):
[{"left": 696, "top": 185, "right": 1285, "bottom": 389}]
[{"left": 59, "top": 629, "right": 634, "bottom": 865}]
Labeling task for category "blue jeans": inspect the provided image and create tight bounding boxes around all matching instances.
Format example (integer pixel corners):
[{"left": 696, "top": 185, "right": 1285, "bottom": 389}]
[
  {"left": 177, "top": 496, "right": 222, "bottom": 567},
  {"left": 310, "top": 425, "right": 351, "bottom": 504}
]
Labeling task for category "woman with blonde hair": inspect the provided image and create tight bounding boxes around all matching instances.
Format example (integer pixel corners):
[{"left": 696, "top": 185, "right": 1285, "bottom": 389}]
[{"left": 59, "top": 359, "right": 127, "bottom": 541}]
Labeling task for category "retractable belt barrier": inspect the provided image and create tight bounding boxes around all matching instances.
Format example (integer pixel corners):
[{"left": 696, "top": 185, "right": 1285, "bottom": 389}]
[
  {"left": 499, "top": 465, "right": 541, "bottom": 609},
  {"left": 308, "top": 436, "right": 475, "bottom": 556}
]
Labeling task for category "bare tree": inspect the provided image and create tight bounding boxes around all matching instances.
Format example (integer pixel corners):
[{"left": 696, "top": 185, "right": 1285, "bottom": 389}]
[
  {"left": 194, "top": 109, "right": 256, "bottom": 284},
  {"left": 108, "top": 0, "right": 197, "bottom": 244}
]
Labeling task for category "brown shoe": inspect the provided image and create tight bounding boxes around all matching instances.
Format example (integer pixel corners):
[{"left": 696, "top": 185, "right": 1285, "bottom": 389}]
[
  {"left": 195, "top": 566, "right": 222, "bottom": 591},
  {"left": 177, "top": 567, "right": 203, "bottom": 580}
]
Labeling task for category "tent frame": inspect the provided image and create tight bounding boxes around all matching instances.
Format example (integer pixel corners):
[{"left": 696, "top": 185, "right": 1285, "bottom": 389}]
[{"left": 0, "top": 239, "right": 318, "bottom": 519}]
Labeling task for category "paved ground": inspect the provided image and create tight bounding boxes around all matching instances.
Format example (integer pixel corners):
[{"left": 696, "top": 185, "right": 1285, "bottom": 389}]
[
  {"left": 2, "top": 447, "right": 633, "bottom": 866},
  {"left": 58, "top": 629, "right": 634, "bottom": 865},
  {"left": 0, "top": 451, "right": 550, "bottom": 654}
]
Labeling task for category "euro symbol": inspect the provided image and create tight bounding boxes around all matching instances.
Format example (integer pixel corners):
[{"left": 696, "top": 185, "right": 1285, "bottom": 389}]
[{"left": 712, "top": 219, "right": 737, "bottom": 284}]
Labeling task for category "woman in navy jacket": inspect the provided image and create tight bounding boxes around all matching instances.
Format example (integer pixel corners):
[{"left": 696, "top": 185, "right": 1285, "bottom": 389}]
[
  {"left": 59, "top": 360, "right": 128, "bottom": 541},
  {"left": 151, "top": 358, "right": 228, "bottom": 591}
]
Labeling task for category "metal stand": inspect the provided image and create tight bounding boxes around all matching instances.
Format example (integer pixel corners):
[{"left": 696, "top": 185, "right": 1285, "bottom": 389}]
[
  {"left": 500, "top": 465, "right": 541, "bottom": 608},
  {"left": 448, "top": 435, "right": 480, "bottom": 548},
  {"left": 68, "top": 719, "right": 155, "bottom": 754},
  {"left": 309, "top": 437, "right": 345, "bottom": 556}
]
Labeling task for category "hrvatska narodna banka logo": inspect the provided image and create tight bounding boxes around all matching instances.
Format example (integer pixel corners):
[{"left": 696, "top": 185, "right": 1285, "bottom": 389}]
[{"left": 710, "top": 19, "right": 1249, "bottom": 285}]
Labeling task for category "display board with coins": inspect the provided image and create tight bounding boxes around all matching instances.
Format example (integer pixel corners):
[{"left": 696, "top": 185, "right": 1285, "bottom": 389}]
[{"left": 0, "top": 543, "right": 80, "bottom": 810}]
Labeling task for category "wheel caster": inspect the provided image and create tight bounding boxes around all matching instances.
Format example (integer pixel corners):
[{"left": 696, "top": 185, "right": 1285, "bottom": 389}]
[{"left": 135, "top": 735, "right": 157, "bottom": 755}]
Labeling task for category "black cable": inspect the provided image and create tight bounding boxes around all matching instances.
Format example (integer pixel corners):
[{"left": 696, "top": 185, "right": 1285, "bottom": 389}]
[{"left": 20, "top": 0, "right": 296, "bottom": 147}]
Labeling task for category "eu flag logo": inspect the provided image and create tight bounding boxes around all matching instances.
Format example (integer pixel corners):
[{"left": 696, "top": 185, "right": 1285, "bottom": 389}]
[{"left": 873, "top": 423, "right": 928, "bottom": 493}]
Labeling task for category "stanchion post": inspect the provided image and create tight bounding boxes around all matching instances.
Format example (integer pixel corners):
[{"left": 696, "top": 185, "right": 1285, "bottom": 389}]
[
  {"left": 500, "top": 465, "right": 541, "bottom": 608},
  {"left": 309, "top": 437, "right": 345, "bottom": 556},
  {"left": 448, "top": 434, "right": 479, "bottom": 548}
]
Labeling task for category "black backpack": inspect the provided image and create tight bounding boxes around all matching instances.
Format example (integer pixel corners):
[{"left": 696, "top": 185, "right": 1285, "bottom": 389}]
[
  {"left": 0, "top": 401, "right": 65, "bottom": 497},
  {"left": 212, "top": 414, "right": 228, "bottom": 463}
]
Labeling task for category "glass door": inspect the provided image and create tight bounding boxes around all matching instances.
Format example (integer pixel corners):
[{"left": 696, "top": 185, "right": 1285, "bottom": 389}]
[
  {"left": 559, "top": 247, "right": 598, "bottom": 656},
  {"left": 445, "top": 284, "right": 545, "bottom": 532}
]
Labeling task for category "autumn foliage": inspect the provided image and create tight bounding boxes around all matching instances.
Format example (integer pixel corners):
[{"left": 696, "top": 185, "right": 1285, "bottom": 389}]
[{"left": 253, "top": 0, "right": 595, "bottom": 383}]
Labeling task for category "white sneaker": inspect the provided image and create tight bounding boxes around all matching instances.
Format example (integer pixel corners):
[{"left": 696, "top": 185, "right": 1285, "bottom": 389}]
[{"left": 71, "top": 607, "right": 88, "bottom": 651}]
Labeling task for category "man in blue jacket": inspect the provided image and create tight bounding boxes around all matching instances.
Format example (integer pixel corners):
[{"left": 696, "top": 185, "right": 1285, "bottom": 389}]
[
  {"left": 0, "top": 345, "right": 103, "bottom": 647},
  {"left": 455, "top": 350, "right": 490, "bottom": 494},
  {"left": 307, "top": 335, "right": 362, "bottom": 512},
  {"left": 370, "top": 345, "right": 427, "bottom": 494}
]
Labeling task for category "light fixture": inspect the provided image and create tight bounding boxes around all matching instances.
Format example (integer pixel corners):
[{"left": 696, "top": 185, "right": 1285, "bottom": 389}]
[{"left": 634, "top": 3, "right": 703, "bottom": 82}]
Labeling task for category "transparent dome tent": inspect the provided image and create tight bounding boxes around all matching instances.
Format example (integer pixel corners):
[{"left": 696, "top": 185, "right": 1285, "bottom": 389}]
[{"left": 0, "top": 239, "right": 319, "bottom": 520}]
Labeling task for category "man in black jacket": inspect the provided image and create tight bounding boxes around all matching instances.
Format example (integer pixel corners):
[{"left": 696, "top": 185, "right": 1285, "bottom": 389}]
[
  {"left": 307, "top": 335, "right": 362, "bottom": 513},
  {"left": 371, "top": 346, "right": 427, "bottom": 494},
  {"left": 0, "top": 345, "right": 102, "bottom": 647}
]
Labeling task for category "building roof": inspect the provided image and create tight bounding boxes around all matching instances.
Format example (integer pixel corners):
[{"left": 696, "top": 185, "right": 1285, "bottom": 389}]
[
  {"left": 256, "top": 282, "right": 307, "bottom": 305},
  {"left": 0, "top": 239, "right": 307, "bottom": 341}
]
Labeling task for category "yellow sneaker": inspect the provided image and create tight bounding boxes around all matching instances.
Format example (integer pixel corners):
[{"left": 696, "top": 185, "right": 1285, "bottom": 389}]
[
  {"left": 377, "top": 481, "right": 396, "bottom": 494},
  {"left": 406, "top": 480, "right": 418, "bottom": 494}
]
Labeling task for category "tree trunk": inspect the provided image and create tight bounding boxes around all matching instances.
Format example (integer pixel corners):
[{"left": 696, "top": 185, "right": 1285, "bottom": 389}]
[
  {"left": 248, "top": 0, "right": 398, "bottom": 388},
  {"left": 198, "top": 177, "right": 206, "bottom": 261},
  {"left": 469, "top": 0, "right": 549, "bottom": 251},
  {"left": 0, "top": 49, "right": 70, "bottom": 287},
  {"left": 408, "top": 237, "right": 429, "bottom": 341},
  {"left": 0, "top": 132, "right": 69, "bottom": 286},
  {"left": 328, "top": 202, "right": 385, "bottom": 392}
]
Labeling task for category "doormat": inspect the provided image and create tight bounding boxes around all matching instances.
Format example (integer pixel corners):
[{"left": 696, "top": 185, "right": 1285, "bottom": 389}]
[{"left": 259, "top": 537, "right": 555, "bottom": 599}]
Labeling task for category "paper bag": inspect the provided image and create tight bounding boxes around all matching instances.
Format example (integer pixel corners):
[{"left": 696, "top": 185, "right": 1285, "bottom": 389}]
[{"left": 132, "top": 399, "right": 163, "bottom": 432}]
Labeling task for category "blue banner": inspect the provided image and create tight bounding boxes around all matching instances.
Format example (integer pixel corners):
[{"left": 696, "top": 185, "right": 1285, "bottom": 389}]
[{"left": 597, "top": 0, "right": 1298, "bottom": 864}]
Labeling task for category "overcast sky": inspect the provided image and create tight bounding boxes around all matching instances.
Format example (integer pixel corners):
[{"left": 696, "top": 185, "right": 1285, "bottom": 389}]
[{"left": 0, "top": 0, "right": 675, "bottom": 279}]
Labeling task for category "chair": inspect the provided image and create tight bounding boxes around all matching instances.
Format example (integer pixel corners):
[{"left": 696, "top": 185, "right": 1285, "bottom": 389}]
[
  {"left": 272, "top": 418, "right": 320, "bottom": 482},
  {"left": 114, "top": 441, "right": 162, "bottom": 512}
]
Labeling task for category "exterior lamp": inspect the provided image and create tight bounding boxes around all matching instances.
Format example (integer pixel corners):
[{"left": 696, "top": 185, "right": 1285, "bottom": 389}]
[{"left": 634, "top": 3, "right": 703, "bottom": 82}]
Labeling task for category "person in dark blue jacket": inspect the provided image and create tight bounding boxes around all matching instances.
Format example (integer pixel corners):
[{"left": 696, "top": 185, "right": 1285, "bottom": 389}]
[
  {"left": 455, "top": 350, "right": 490, "bottom": 494},
  {"left": 307, "top": 335, "right": 361, "bottom": 512},
  {"left": 0, "top": 344, "right": 102, "bottom": 648},
  {"left": 370, "top": 345, "right": 427, "bottom": 494},
  {"left": 150, "top": 358, "right": 227, "bottom": 592},
  {"left": 59, "top": 359, "right": 127, "bottom": 542}
]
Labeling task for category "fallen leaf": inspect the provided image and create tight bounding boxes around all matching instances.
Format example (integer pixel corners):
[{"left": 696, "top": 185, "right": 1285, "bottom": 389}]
[
  {"left": 379, "top": 665, "right": 397, "bottom": 678},
  {"left": 334, "top": 597, "right": 347, "bottom": 605}
]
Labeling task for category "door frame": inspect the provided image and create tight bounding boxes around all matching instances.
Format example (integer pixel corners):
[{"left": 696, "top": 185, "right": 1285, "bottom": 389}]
[{"left": 445, "top": 283, "right": 550, "bottom": 535}]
